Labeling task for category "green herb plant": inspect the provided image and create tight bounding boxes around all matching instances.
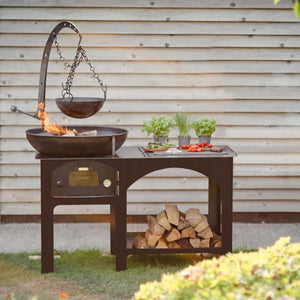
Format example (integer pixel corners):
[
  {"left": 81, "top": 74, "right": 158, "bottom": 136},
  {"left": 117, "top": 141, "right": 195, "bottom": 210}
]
[
  {"left": 173, "top": 112, "right": 192, "bottom": 138},
  {"left": 142, "top": 116, "right": 174, "bottom": 140},
  {"left": 192, "top": 118, "right": 216, "bottom": 137}
]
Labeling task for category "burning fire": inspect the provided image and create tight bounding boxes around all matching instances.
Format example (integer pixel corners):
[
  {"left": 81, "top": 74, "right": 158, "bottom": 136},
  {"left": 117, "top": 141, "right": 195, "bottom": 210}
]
[{"left": 38, "top": 103, "right": 77, "bottom": 136}]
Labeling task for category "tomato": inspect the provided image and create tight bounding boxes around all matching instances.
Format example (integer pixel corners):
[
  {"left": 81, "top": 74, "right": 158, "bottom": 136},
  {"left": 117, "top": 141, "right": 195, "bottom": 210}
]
[
  {"left": 208, "top": 144, "right": 213, "bottom": 148},
  {"left": 203, "top": 141, "right": 208, "bottom": 146},
  {"left": 201, "top": 147, "right": 205, "bottom": 151},
  {"left": 188, "top": 147, "right": 194, "bottom": 152}
]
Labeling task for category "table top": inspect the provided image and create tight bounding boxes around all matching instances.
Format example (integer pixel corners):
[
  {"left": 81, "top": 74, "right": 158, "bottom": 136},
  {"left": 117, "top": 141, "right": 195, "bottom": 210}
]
[{"left": 37, "top": 145, "right": 237, "bottom": 160}]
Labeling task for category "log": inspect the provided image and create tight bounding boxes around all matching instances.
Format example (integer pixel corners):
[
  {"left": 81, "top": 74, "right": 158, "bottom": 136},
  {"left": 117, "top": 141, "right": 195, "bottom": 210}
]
[
  {"left": 63, "top": 131, "right": 76, "bottom": 136},
  {"left": 145, "top": 229, "right": 161, "bottom": 247},
  {"left": 177, "top": 215, "right": 190, "bottom": 231},
  {"left": 185, "top": 208, "right": 203, "bottom": 228},
  {"left": 189, "top": 238, "right": 201, "bottom": 248},
  {"left": 168, "top": 241, "right": 181, "bottom": 249},
  {"left": 200, "top": 238, "right": 210, "bottom": 248},
  {"left": 147, "top": 215, "right": 165, "bottom": 235},
  {"left": 76, "top": 130, "right": 97, "bottom": 136},
  {"left": 210, "top": 233, "right": 222, "bottom": 247},
  {"left": 194, "top": 215, "right": 209, "bottom": 233},
  {"left": 166, "top": 228, "right": 181, "bottom": 242},
  {"left": 177, "top": 238, "right": 193, "bottom": 249},
  {"left": 181, "top": 227, "right": 196, "bottom": 239},
  {"left": 165, "top": 204, "right": 179, "bottom": 226},
  {"left": 133, "top": 234, "right": 149, "bottom": 249},
  {"left": 197, "top": 226, "right": 213, "bottom": 239},
  {"left": 156, "top": 237, "right": 168, "bottom": 248},
  {"left": 157, "top": 210, "right": 172, "bottom": 231}
]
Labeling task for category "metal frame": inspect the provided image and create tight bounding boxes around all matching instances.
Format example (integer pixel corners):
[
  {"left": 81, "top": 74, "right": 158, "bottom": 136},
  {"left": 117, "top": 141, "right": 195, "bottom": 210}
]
[{"left": 39, "top": 146, "right": 236, "bottom": 273}]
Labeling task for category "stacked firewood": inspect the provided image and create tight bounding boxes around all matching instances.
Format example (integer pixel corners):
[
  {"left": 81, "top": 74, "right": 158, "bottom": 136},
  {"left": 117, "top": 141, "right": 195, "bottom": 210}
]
[{"left": 133, "top": 204, "right": 221, "bottom": 249}]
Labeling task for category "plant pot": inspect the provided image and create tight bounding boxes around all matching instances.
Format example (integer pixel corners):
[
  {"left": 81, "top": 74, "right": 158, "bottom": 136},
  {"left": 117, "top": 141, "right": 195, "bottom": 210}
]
[
  {"left": 178, "top": 136, "right": 191, "bottom": 148},
  {"left": 154, "top": 136, "right": 168, "bottom": 143},
  {"left": 198, "top": 136, "right": 211, "bottom": 148}
]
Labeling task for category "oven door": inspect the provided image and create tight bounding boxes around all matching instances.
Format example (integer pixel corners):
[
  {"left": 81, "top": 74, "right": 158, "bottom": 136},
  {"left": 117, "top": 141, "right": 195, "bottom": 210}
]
[{"left": 51, "top": 160, "right": 118, "bottom": 197}]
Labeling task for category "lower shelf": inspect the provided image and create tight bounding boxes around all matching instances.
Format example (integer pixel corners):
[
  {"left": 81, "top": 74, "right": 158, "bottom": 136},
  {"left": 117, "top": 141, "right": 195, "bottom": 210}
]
[{"left": 126, "top": 232, "right": 225, "bottom": 255}]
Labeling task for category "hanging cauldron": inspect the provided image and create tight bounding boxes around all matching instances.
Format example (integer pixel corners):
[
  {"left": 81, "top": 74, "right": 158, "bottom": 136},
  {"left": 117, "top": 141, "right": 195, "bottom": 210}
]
[{"left": 11, "top": 21, "right": 127, "bottom": 156}]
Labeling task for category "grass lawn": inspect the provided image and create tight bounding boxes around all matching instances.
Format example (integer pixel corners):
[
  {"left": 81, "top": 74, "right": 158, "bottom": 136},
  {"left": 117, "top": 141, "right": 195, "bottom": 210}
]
[{"left": 0, "top": 250, "right": 204, "bottom": 300}]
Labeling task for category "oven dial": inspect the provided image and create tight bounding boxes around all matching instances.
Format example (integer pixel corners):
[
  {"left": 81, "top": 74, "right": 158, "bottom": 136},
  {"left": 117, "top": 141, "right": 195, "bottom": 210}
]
[
  {"left": 56, "top": 180, "right": 64, "bottom": 187},
  {"left": 103, "top": 179, "right": 112, "bottom": 188}
]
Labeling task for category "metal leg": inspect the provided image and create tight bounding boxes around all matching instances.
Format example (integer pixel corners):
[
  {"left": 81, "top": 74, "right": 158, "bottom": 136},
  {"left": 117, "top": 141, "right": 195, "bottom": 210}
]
[
  {"left": 220, "top": 159, "right": 233, "bottom": 253},
  {"left": 110, "top": 204, "right": 116, "bottom": 255},
  {"left": 208, "top": 178, "right": 221, "bottom": 235},
  {"left": 41, "top": 203, "right": 54, "bottom": 273},
  {"left": 115, "top": 190, "right": 127, "bottom": 271}
]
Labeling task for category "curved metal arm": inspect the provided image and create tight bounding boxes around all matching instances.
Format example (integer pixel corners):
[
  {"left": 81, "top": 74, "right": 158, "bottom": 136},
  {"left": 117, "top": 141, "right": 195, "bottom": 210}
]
[{"left": 34, "top": 21, "right": 82, "bottom": 119}]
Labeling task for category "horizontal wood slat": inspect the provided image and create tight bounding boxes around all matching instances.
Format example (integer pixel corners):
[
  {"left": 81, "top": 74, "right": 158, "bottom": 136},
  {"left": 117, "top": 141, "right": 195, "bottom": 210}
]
[
  {"left": 2, "top": 21, "right": 300, "bottom": 35},
  {"left": 2, "top": 47, "right": 300, "bottom": 61},
  {"left": 3, "top": 34, "right": 300, "bottom": 48},
  {"left": 1, "top": 8, "right": 300, "bottom": 22},
  {"left": 0, "top": 0, "right": 294, "bottom": 9}
]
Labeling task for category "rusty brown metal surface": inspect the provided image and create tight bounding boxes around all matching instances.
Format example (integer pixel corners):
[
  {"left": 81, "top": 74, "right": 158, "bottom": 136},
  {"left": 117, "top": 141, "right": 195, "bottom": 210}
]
[{"left": 38, "top": 146, "right": 236, "bottom": 273}]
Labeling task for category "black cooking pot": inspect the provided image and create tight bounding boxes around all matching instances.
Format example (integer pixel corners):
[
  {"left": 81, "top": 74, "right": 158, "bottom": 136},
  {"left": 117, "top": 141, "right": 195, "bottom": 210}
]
[{"left": 26, "top": 126, "right": 128, "bottom": 156}]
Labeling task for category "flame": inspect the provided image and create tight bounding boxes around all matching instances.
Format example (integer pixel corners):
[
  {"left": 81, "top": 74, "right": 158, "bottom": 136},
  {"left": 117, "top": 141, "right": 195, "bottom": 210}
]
[{"left": 38, "top": 103, "right": 77, "bottom": 136}]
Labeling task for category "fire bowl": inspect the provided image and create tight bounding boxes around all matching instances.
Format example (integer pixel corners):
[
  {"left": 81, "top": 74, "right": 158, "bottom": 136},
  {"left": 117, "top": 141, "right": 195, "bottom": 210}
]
[{"left": 26, "top": 126, "right": 128, "bottom": 156}]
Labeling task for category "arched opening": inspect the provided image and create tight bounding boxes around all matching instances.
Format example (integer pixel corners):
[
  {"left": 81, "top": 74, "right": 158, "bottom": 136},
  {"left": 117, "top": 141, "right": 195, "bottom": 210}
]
[{"left": 126, "top": 167, "right": 221, "bottom": 250}]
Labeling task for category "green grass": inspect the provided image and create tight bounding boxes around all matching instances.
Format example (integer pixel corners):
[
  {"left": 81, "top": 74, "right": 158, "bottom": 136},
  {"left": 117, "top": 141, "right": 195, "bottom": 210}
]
[{"left": 0, "top": 250, "right": 203, "bottom": 300}]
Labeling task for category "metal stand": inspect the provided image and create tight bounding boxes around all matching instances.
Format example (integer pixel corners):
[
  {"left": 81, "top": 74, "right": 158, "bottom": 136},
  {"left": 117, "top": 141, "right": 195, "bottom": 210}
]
[{"left": 39, "top": 146, "right": 236, "bottom": 273}]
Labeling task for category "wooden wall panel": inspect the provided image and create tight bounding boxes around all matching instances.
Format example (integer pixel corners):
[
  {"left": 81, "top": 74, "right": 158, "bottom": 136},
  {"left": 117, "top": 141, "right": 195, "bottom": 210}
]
[{"left": 0, "top": 0, "right": 299, "bottom": 217}]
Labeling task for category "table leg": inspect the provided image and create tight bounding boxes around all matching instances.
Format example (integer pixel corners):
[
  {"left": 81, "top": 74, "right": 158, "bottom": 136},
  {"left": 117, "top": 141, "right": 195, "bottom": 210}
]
[
  {"left": 208, "top": 178, "right": 221, "bottom": 235},
  {"left": 115, "top": 191, "right": 127, "bottom": 271},
  {"left": 41, "top": 202, "right": 54, "bottom": 273},
  {"left": 110, "top": 204, "right": 116, "bottom": 255},
  {"left": 220, "top": 159, "right": 233, "bottom": 253}
]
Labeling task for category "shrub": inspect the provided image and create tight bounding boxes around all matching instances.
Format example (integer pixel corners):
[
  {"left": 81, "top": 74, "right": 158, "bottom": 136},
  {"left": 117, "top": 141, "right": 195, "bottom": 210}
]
[{"left": 133, "top": 237, "right": 300, "bottom": 300}]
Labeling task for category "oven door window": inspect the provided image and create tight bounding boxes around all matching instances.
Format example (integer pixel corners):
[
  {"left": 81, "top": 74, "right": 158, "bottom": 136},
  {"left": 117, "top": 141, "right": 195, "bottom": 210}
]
[{"left": 69, "top": 171, "right": 99, "bottom": 186}]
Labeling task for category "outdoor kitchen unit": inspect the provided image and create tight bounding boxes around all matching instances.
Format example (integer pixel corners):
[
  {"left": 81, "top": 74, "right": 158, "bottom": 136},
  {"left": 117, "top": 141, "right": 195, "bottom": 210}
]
[{"left": 10, "top": 21, "right": 236, "bottom": 273}]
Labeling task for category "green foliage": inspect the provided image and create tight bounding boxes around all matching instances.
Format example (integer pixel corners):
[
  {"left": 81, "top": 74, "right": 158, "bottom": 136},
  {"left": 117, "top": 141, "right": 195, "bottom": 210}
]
[
  {"left": 295, "top": 0, "right": 300, "bottom": 18},
  {"left": 133, "top": 237, "right": 300, "bottom": 300},
  {"left": 142, "top": 116, "right": 174, "bottom": 139},
  {"left": 173, "top": 112, "right": 192, "bottom": 138},
  {"left": 274, "top": 0, "right": 300, "bottom": 18},
  {"left": 192, "top": 118, "right": 216, "bottom": 137}
]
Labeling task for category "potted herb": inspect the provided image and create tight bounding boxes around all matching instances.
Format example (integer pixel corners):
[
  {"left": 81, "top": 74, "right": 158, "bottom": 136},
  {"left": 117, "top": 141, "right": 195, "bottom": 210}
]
[
  {"left": 142, "top": 115, "right": 174, "bottom": 142},
  {"left": 192, "top": 117, "right": 216, "bottom": 145},
  {"left": 173, "top": 112, "right": 192, "bottom": 148}
]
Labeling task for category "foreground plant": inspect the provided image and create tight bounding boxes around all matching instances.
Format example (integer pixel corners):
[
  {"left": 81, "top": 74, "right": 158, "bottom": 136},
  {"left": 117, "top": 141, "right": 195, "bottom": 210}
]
[{"left": 133, "top": 237, "right": 300, "bottom": 300}]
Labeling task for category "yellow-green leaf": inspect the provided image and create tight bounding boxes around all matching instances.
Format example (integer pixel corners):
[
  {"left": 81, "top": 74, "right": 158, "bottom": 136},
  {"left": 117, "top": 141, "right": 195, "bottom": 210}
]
[
  {"left": 294, "top": 0, "right": 300, "bottom": 18},
  {"left": 274, "top": 0, "right": 281, "bottom": 5}
]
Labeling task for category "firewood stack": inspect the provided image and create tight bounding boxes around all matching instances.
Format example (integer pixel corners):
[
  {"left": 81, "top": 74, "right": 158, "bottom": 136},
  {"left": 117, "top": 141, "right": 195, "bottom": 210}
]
[{"left": 133, "top": 205, "right": 221, "bottom": 249}]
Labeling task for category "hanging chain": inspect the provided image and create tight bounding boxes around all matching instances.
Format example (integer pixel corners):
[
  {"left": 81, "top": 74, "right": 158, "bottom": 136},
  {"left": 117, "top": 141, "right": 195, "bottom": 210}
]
[{"left": 54, "top": 35, "right": 107, "bottom": 101}]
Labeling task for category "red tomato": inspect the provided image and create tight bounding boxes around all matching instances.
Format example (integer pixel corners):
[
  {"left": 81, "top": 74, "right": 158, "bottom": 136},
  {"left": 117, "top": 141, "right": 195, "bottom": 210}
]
[
  {"left": 201, "top": 147, "right": 205, "bottom": 151},
  {"left": 208, "top": 144, "right": 213, "bottom": 148},
  {"left": 203, "top": 141, "right": 208, "bottom": 146}
]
